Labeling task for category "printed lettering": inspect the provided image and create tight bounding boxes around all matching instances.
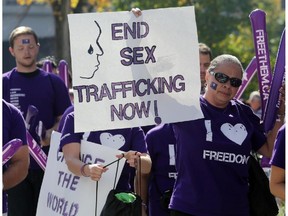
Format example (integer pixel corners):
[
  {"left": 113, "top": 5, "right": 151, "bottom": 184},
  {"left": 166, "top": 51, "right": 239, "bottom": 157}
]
[
  {"left": 255, "top": 29, "right": 271, "bottom": 101},
  {"left": 203, "top": 150, "right": 249, "bottom": 164},
  {"left": 111, "top": 22, "right": 149, "bottom": 40},
  {"left": 47, "top": 192, "right": 79, "bottom": 216},
  {"left": 57, "top": 171, "right": 80, "bottom": 191},
  {"left": 120, "top": 46, "right": 156, "bottom": 66},
  {"left": 168, "top": 144, "right": 176, "bottom": 166},
  {"left": 73, "top": 75, "right": 186, "bottom": 103}
]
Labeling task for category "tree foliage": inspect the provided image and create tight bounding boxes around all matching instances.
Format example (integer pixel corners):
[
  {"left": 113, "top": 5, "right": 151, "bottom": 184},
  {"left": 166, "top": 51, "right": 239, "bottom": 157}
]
[
  {"left": 110, "top": 0, "right": 284, "bottom": 100},
  {"left": 17, "top": 0, "right": 79, "bottom": 8},
  {"left": 209, "top": 0, "right": 285, "bottom": 99},
  {"left": 15, "top": 0, "right": 112, "bottom": 63},
  {"left": 15, "top": 0, "right": 284, "bottom": 100},
  {"left": 109, "top": 0, "right": 193, "bottom": 11}
]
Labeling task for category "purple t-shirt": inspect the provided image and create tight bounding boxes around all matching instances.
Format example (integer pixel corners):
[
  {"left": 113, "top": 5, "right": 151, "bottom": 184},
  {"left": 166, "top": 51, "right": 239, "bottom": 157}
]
[
  {"left": 146, "top": 123, "right": 176, "bottom": 216},
  {"left": 57, "top": 105, "right": 74, "bottom": 132},
  {"left": 2, "top": 99, "right": 27, "bottom": 147},
  {"left": 171, "top": 96, "right": 266, "bottom": 216},
  {"left": 3, "top": 68, "right": 72, "bottom": 169},
  {"left": 60, "top": 111, "right": 147, "bottom": 191},
  {"left": 270, "top": 125, "right": 285, "bottom": 169}
]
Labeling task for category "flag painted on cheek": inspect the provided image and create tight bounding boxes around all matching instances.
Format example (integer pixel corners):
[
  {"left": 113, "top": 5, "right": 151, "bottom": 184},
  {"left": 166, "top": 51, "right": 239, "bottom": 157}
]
[
  {"left": 22, "top": 39, "right": 30, "bottom": 44},
  {"left": 210, "top": 82, "right": 217, "bottom": 90}
]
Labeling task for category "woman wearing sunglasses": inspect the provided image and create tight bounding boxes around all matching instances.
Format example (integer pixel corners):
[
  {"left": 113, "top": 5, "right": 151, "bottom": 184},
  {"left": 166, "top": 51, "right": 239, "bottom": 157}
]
[{"left": 169, "top": 54, "right": 285, "bottom": 216}]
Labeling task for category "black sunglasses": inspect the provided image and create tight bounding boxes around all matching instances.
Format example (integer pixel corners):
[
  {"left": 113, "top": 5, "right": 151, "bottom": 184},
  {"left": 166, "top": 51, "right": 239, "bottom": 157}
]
[{"left": 210, "top": 71, "right": 242, "bottom": 88}]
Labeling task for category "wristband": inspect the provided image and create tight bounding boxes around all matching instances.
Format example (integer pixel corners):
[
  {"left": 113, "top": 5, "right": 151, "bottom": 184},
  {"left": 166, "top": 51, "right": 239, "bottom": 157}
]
[{"left": 80, "top": 163, "right": 90, "bottom": 177}]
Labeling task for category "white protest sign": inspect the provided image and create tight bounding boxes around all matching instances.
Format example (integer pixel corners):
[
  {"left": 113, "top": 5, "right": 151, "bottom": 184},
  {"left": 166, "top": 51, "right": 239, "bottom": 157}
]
[
  {"left": 68, "top": 6, "right": 203, "bottom": 133},
  {"left": 36, "top": 131, "right": 125, "bottom": 216}
]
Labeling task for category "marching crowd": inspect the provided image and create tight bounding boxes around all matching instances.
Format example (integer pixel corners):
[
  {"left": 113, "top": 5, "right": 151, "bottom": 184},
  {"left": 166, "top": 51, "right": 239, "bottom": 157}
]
[{"left": 2, "top": 8, "right": 285, "bottom": 216}]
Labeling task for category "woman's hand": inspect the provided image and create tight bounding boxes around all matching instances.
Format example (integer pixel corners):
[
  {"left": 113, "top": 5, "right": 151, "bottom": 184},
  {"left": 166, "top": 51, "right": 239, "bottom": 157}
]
[
  {"left": 87, "top": 164, "right": 108, "bottom": 181},
  {"left": 116, "top": 151, "right": 142, "bottom": 167},
  {"left": 131, "top": 8, "right": 142, "bottom": 17}
]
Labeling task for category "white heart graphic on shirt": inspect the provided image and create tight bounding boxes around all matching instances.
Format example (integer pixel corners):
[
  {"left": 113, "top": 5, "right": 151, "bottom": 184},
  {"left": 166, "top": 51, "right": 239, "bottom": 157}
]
[
  {"left": 100, "top": 132, "right": 125, "bottom": 149},
  {"left": 220, "top": 123, "right": 247, "bottom": 145}
]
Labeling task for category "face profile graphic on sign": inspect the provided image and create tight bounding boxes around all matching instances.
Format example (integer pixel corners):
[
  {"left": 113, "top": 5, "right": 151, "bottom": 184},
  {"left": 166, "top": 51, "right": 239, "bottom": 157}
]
[{"left": 80, "top": 20, "right": 104, "bottom": 79}]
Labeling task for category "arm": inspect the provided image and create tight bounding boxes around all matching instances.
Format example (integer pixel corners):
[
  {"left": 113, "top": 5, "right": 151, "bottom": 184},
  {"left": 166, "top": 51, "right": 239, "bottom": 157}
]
[
  {"left": 62, "top": 142, "right": 108, "bottom": 181},
  {"left": 258, "top": 86, "right": 285, "bottom": 157},
  {"left": 43, "top": 74, "right": 73, "bottom": 146},
  {"left": 258, "top": 117, "right": 284, "bottom": 158},
  {"left": 3, "top": 101, "right": 29, "bottom": 190},
  {"left": 269, "top": 124, "right": 285, "bottom": 201},
  {"left": 3, "top": 145, "right": 29, "bottom": 190},
  {"left": 269, "top": 165, "right": 285, "bottom": 201}
]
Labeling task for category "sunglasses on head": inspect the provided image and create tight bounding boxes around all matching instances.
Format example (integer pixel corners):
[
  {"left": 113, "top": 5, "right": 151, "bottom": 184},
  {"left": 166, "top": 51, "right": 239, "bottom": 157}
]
[{"left": 210, "top": 71, "right": 242, "bottom": 88}]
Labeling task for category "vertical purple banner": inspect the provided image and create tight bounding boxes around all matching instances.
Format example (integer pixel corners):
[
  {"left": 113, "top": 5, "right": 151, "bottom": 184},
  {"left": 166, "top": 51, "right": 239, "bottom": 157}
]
[
  {"left": 58, "top": 60, "right": 69, "bottom": 88},
  {"left": 2, "top": 139, "right": 23, "bottom": 166},
  {"left": 42, "top": 60, "right": 53, "bottom": 73},
  {"left": 249, "top": 9, "right": 273, "bottom": 120},
  {"left": 27, "top": 131, "right": 47, "bottom": 170},
  {"left": 25, "top": 104, "right": 47, "bottom": 170},
  {"left": 263, "top": 29, "right": 285, "bottom": 132},
  {"left": 235, "top": 56, "right": 257, "bottom": 100}
]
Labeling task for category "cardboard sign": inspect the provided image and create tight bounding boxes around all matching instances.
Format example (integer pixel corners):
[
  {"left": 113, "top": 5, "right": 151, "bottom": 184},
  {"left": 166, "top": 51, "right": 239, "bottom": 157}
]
[
  {"left": 36, "top": 131, "right": 125, "bottom": 216},
  {"left": 68, "top": 6, "right": 203, "bottom": 132}
]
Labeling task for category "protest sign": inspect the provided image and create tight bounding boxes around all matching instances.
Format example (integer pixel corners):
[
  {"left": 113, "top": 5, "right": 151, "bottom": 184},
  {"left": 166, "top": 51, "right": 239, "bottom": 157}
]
[
  {"left": 68, "top": 6, "right": 203, "bottom": 132},
  {"left": 36, "top": 131, "right": 125, "bottom": 216}
]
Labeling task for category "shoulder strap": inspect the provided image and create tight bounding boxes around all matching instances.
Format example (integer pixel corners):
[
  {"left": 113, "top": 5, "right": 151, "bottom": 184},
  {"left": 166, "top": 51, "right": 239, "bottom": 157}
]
[
  {"left": 95, "top": 157, "right": 122, "bottom": 216},
  {"left": 136, "top": 156, "right": 142, "bottom": 196}
]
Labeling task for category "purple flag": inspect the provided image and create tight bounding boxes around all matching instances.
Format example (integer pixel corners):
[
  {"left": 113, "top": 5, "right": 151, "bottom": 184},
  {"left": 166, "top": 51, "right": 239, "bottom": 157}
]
[
  {"left": 235, "top": 56, "right": 257, "bottom": 100},
  {"left": 25, "top": 105, "right": 47, "bottom": 170},
  {"left": 25, "top": 104, "right": 38, "bottom": 130},
  {"left": 26, "top": 131, "right": 47, "bottom": 170},
  {"left": 249, "top": 9, "right": 273, "bottom": 120},
  {"left": 2, "top": 139, "right": 23, "bottom": 166},
  {"left": 58, "top": 60, "right": 69, "bottom": 88},
  {"left": 42, "top": 60, "right": 53, "bottom": 73},
  {"left": 263, "top": 29, "right": 285, "bottom": 132}
]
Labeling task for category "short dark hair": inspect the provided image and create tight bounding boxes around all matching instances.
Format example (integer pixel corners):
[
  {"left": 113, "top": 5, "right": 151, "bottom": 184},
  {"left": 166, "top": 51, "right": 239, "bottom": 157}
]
[
  {"left": 9, "top": 26, "right": 39, "bottom": 48},
  {"left": 199, "top": 43, "right": 212, "bottom": 60}
]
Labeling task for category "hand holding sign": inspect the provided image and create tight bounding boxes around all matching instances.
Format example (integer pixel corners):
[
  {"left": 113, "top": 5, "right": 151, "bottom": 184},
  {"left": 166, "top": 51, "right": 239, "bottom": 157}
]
[
  {"left": 131, "top": 8, "right": 142, "bottom": 17},
  {"left": 37, "top": 132, "right": 126, "bottom": 216}
]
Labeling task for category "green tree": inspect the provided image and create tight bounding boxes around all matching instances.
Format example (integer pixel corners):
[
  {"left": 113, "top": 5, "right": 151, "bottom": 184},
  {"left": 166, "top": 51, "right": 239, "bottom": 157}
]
[
  {"left": 15, "top": 0, "right": 284, "bottom": 100},
  {"left": 211, "top": 0, "right": 285, "bottom": 99},
  {"left": 110, "top": 0, "right": 284, "bottom": 100},
  {"left": 110, "top": 0, "right": 193, "bottom": 11},
  {"left": 194, "top": 0, "right": 254, "bottom": 51},
  {"left": 15, "top": 0, "right": 111, "bottom": 64}
]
